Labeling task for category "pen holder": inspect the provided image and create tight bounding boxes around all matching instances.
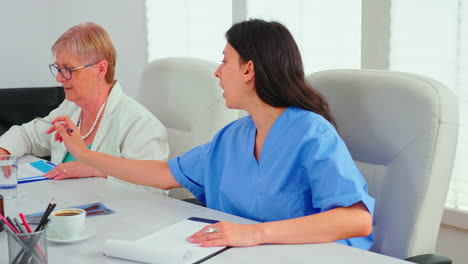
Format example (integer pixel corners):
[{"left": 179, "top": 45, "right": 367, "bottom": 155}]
[{"left": 7, "top": 230, "right": 48, "bottom": 264}]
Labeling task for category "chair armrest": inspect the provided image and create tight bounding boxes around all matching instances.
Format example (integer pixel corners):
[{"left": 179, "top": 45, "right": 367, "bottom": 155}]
[{"left": 405, "top": 254, "right": 452, "bottom": 264}]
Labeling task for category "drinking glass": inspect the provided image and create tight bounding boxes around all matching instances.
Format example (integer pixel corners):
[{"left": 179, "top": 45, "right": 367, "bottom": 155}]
[{"left": 0, "top": 155, "right": 18, "bottom": 199}]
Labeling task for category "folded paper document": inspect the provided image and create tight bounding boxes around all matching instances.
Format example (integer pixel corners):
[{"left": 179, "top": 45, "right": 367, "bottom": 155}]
[
  {"left": 18, "top": 159, "right": 55, "bottom": 184},
  {"left": 103, "top": 217, "right": 228, "bottom": 264}
]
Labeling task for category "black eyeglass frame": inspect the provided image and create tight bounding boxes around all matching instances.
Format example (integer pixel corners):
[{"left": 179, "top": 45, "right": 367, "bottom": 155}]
[{"left": 48, "top": 63, "right": 96, "bottom": 80}]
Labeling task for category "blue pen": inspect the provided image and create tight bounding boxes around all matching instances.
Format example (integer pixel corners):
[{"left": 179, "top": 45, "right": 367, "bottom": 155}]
[
  {"left": 19, "top": 176, "right": 46, "bottom": 181},
  {"left": 46, "top": 161, "right": 56, "bottom": 167},
  {"left": 18, "top": 178, "right": 49, "bottom": 184}
]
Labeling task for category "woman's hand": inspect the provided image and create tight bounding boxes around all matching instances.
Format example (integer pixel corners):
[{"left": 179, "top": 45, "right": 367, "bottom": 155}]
[
  {"left": 0, "top": 154, "right": 12, "bottom": 178},
  {"left": 44, "top": 161, "right": 106, "bottom": 180},
  {"left": 188, "top": 221, "right": 263, "bottom": 247},
  {"left": 46, "top": 116, "right": 88, "bottom": 160}
]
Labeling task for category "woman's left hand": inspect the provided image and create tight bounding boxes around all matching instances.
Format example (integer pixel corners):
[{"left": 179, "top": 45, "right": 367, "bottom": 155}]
[
  {"left": 44, "top": 161, "right": 105, "bottom": 180},
  {"left": 188, "top": 221, "right": 262, "bottom": 247},
  {"left": 0, "top": 155, "right": 12, "bottom": 178}
]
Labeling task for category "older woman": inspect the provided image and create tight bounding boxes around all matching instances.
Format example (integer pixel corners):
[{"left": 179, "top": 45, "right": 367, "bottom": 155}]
[{"left": 0, "top": 22, "right": 168, "bottom": 194}]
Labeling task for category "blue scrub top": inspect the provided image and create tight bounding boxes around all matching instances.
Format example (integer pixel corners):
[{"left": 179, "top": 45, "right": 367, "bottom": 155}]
[{"left": 169, "top": 107, "right": 374, "bottom": 249}]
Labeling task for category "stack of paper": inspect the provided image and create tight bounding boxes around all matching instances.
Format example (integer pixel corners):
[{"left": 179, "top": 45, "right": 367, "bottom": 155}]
[{"left": 103, "top": 218, "right": 228, "bottom": 264}]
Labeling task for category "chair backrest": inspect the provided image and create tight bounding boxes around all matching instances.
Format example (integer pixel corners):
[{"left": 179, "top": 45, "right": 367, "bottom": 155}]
[
  {"left": 306, "top": 69, "right": 459, "bottom": 259},
  {"left": 137, "top": 57, "right": 239, "bottom": 199},
  {"left": 0, "top": 86, "right": 64, "bottom": 135}
]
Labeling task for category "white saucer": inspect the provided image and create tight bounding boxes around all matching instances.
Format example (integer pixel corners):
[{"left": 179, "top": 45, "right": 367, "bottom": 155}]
[{"left": 47, "top": 226, "right": 96, "bottom": 243}]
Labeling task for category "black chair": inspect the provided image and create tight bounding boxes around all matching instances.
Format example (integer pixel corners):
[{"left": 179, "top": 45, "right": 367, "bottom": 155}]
[{"left": 0, "top": 86, "right": 64, "bottom": 136}]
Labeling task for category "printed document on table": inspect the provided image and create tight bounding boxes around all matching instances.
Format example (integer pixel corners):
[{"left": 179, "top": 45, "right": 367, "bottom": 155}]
[{"left": 18, "top": 158, "right": 55, "bottom": 183}]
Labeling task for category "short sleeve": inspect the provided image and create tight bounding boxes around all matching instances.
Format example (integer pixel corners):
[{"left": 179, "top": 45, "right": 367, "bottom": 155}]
[
  {"left": 307, "top": 130, "right": 375, "bottom": 215},
  {"left": 168, "top": 142, "right": 212, "bottom": 203}
]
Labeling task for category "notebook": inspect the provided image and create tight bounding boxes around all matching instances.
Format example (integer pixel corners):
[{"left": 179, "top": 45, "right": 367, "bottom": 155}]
[
  {"left": 103, "top": 217, "right": 229, "bottom": 264},
  {"left": 18, "top": 159, "right": 55, "bottom": 184}
]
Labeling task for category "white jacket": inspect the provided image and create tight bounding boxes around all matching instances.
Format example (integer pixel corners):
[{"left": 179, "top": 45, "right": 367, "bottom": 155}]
[{"left": 0, "top": 82, "right": 169, "bottom": 194}]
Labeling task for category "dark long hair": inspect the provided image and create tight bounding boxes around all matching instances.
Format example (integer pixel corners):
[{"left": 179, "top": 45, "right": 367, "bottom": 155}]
[{"left": 226, "top": 19, "right": 336, "bottom": 128}]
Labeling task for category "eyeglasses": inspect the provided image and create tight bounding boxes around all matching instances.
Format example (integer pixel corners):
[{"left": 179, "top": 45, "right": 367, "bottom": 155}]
[{"left": 48, "top": 63, "right": 96, "bottom": 80}]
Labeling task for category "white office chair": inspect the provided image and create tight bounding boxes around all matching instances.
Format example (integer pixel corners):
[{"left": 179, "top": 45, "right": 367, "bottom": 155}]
[
  {"left": 137, "top": 57, "right": 239, "bottom": 200},
  {"left": 307, "top": 69, "right": 458, "bottom": 263}
]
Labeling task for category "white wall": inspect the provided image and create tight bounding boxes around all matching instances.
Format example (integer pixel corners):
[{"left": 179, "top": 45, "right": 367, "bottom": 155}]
[
  {"left": 0, "top": 1, "right": 53, "bottom": 88},
  {"left": 0, "top": 0, "right": 147, "bottom": 98},
  {"left": 437, "top": 225, "right": 468, "bottom": 263}
]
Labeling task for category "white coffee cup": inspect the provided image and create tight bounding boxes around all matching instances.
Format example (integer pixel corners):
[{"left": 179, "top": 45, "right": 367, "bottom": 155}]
[{"left": 50, "top": 208, "right": 86, "bottom": 240}]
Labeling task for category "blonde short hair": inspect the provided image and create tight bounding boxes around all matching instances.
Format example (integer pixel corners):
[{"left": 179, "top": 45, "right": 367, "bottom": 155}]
[{"left": 51, "top": 22, "right": 116, "bottom": 84}]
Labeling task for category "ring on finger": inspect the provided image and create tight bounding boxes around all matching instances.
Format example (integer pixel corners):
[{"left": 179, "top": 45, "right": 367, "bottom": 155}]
[{"left": 204, "top": 226, "right": 219, "bottom": 234}]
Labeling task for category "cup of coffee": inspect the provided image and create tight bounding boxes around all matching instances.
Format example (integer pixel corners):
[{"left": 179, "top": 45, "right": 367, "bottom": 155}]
[{"left": 49, "top": 208, "right": 86, "bottom": 240}]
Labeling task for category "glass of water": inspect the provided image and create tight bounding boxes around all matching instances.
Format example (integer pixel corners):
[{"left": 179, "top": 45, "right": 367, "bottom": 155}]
[{"left": 0, "top": 155, "right": 18, "bottom": 199}]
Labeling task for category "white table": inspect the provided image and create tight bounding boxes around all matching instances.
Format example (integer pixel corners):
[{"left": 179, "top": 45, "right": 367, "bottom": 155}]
[{"left": 1, "top": 177, "right": 410, "bottom": 264}]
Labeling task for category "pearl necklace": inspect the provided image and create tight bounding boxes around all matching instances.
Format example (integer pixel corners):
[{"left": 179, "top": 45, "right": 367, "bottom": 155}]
[{"left": 78, "top": 97, "right": 108, "bottom": 139}]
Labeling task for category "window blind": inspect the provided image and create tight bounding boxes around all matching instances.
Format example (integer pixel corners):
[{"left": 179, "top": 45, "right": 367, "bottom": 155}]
[
  {"left": 389, "top": 0, "right": 468, "bottom": 210},
  {"left": 146, "top": 0, "right": 231, "bottom": 63},
  {"left": 246, "top": 0, "right": 362, "bottom": 74}
]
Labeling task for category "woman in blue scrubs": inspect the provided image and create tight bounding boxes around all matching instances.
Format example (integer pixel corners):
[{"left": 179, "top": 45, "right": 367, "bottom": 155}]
[{"left": 52, "top": 19, "right": 374, "bottom": 250}]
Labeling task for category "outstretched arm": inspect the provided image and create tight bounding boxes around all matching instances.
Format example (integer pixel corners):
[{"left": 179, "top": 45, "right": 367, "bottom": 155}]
[
  {"left": 189, "top": 202, "right": 372, "bottom": 247},
  {"left": 50, "top": 115, "right": 181, "bottom": 190}
]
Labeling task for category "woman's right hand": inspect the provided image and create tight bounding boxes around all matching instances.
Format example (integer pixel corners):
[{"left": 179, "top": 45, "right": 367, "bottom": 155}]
[{"left": 46, "top": 116, "right": 89, "bottom": 160}]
